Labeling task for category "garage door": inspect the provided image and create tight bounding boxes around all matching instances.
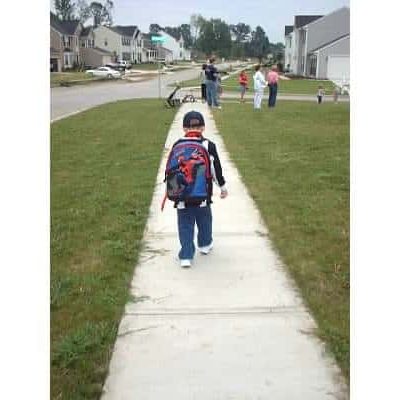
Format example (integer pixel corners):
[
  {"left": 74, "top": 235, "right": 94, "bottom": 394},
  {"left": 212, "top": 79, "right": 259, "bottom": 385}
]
[{"left": 327, "top": 55, "right": 349, "bottom": 84}]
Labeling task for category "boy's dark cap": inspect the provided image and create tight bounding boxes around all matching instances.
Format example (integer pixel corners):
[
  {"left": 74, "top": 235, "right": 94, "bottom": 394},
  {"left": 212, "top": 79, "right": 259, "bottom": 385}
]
[{"left": 183, "top": 111, "right": 205, "bottom": 128}]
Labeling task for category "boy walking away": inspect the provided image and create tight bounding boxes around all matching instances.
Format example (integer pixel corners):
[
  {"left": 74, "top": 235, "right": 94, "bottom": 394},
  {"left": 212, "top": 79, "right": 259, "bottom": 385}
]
[
  {"left": 267, "top": 65, "right": 279, "bottom": 107},
  {"left": 317, "top": 85, "right": 325, "bottom": 104},
  {"left": 204, "top": 58, "right": 221, "bottom": 109},
  {"left": 200, "top": 64, "right": 207, "bottom": 103},
  {"left": 238, "top": 70, "right": 249, "bottom": 103},
  {"left": 253, "top": 65, "right": 267, "bottom": 110},
  {"left": 163, "top": 111, "right": 228, "bottom": 268}
]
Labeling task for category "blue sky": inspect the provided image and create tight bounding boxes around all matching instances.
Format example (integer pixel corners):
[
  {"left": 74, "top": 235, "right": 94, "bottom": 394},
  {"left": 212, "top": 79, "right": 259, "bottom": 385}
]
[
  {"left": 112, "top": 0, "right": 349, "bottom": 42},
  {"left": 51, "top": 0, "right": 350, "bottom": 43}
]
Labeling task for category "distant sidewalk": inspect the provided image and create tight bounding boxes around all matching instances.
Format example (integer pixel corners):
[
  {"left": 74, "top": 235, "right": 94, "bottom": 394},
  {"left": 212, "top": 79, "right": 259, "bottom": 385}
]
[{"left": 100, "top": 102, "right": 348, "bottom": 400}]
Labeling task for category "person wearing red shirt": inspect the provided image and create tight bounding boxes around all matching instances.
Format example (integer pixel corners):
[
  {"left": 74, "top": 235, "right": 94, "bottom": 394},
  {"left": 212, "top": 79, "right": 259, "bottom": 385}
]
[{"left": 238, "top": 70, "right": 249, "bottom": 103}]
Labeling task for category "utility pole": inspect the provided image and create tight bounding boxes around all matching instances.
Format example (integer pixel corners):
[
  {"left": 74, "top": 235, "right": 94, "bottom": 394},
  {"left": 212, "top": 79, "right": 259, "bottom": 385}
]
[{"left": 151, "top": 35, "right": 167, "bottom": 100}]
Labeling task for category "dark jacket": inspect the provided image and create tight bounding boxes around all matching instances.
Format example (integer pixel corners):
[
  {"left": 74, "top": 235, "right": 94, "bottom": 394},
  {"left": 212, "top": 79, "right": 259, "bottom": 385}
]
[{"left": 205, "top": 64, "right": 218, "bottom": 82}]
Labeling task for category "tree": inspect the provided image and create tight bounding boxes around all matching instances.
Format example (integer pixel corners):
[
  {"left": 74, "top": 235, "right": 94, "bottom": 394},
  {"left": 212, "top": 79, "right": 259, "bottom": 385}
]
[
  {"left": 190, "top": 14, "right": 205, "bottom": 46},
  {"left": 196, "top": 18, "right": 231, "bottom": 58},
  {"left": 230, "top": 22, "right": 251, "bottom": 58},
  {"left": 180, "top": 24, "right": 193, "bottom": 47},
  {"left": 54, "top": 0, "right": 75, "bottom": 21},
  {"left": 231, "top": 22, "right": 251, "bottom": 43},
  {"left": 250, "top": 26, "right": 270, "bottom": 62},
  {"left": 164, "top": 26, "right": 181, "bottom": 41},
  {"left": 149, "top": 23, "right": 163, "bottom": 33},
  {"left": 212, "top": 19, "right": 231, "bottom": 58},
  {"left": 77, "top": 0, "right": 113, "bottom": 26}
]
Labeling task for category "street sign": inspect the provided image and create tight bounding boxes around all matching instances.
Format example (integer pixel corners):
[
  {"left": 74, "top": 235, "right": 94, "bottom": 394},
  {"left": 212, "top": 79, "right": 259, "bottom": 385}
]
[{"left": 151, "top": 36, "right": 167, "bottom": 43}]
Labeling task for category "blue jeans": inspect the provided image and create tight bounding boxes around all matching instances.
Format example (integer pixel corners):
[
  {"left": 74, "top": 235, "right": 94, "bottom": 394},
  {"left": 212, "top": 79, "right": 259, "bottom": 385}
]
[
  {"left": 268, "top": 83, "right": 278, "bottom": 107},
  {"left": 177, "top": 206, "right": 212, "bottom": 260},
  {"left": 205, "top": 80, "right": 219, "bottom": 107}
]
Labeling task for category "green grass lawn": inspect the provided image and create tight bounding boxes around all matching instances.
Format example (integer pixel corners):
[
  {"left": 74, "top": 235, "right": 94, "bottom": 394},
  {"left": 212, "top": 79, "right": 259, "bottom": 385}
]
[
  {"left": 129, "top": 63, "right": 160, "bottom": 71},
  {"left": 50, "top": 72, "right": 101, "bottom": 87},
  {"left": 214, "top": 101, "right": 349, "bottom": 379},
  {"left": 51, "top": 99, "right": 174, "bottom": 399},
  {"left": 221, "top": 74, "right": 336, "bottom": 94}
]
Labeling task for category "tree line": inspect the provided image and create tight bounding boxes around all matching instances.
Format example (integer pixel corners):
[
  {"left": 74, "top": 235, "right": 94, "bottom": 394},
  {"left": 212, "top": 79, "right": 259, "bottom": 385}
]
[
  {"left": 54, "top": 0, "right": 114, "bottom": 26},
  {"left": 54, "top": 2, "right": 284, "bottom": 62},
  {"left": 150, "top": 15, "right": 283, "bottom": 63}
]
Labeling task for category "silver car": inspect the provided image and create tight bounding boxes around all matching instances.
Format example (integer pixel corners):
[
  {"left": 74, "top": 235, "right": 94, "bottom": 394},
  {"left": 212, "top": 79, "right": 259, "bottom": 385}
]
[{"left": 85, "top": 66, "right": 121, "bottom": 79}]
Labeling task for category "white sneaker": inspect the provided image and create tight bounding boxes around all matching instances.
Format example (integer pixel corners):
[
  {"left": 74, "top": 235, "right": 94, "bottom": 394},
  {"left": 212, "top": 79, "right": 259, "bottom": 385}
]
[
  {"left": 180, "top": 259, "right": 191, "bottom": 268},
  {"left": 199, "top": 242, "right": 213, "bottom": 255}
]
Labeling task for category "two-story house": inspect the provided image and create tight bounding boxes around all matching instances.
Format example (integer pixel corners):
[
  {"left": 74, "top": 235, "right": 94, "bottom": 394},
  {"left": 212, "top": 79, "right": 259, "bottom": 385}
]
[
  {"left": 157, "top": 30, "right": 191, "bottom": 61},
  {"left": 284, "top": 15, "right": 322, "bottom": 75},
  {"left": 284, "top": 7, "right": 350, "bottom": 82},
  {"left": 141, "top": 34, "right": 159, "bottom": 63},
  {"left": 93, "top": 25, "right": 143, "bottom": 63},
  {"left": 80, "top": 26, "right": 115, "bottom": 67},
  {"left": 50, "top": 12, "right": 82, "bottom": 71}
]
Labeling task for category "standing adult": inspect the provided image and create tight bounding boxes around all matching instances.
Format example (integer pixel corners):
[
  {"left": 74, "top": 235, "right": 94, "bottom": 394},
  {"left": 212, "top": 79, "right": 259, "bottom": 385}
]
[
  {"left": 267, "top": 65, "right": 279, "bottom": 107},
  {"left": 200, "top": 64, "right": 207, "bottom": 103},
  {"left": 204, "top": 58, "right": 221, "bottom": 109},
  {"left": 238, "top": 70, "right": 249, "bottom": 103},
  {"left": 253, "top": 65, "right": 267, "bottom": 110}
]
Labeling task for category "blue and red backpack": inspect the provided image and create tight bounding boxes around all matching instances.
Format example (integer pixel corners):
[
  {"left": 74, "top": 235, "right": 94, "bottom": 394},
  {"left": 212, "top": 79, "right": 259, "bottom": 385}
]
[{"left": 162, "top": 139, "right": 212, "bottom": 210}]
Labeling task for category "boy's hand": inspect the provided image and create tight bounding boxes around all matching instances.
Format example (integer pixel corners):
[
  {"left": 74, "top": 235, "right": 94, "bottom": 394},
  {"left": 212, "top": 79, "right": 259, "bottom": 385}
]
[{"left": 220, "top": 188, "right": 228, "bottom": 199}]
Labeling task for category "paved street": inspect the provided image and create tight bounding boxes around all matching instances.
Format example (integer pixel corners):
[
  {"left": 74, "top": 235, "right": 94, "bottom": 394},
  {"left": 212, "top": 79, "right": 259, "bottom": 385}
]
[{"left": 51, "top": 66, "right": 204, "bottom": 121}]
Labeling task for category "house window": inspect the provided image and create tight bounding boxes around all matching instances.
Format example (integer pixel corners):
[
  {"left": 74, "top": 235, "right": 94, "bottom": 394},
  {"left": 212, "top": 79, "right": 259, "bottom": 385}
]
[
  {"left": 81, "top": 40, "right": 86, "bottom": 48},
  {"left": 64, "top": 54, "right": 70, "bottom": 66},
  {"left": 122, "top": 37, "right": 131, "bottom": 46},
  {"left": 104, "top": 39, "right": 108, "bottom": 46}
]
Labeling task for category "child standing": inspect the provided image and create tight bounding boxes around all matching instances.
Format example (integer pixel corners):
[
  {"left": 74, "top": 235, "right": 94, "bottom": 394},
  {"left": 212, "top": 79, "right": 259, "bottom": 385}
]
[
  {"left": 165, "top": 111, "right": 228, "bottom": 268},
  {"left": 317, "top": 85, "right": 325, "bottom": 104},
  {"left": 253, "top": 65, "right": 267, "bottom": 110},
  {"left": 238, "top": 70, "right": 249, "bottom": 103},
  {"left": 332, "top": 87, "right": 339, "bottom": 103}
]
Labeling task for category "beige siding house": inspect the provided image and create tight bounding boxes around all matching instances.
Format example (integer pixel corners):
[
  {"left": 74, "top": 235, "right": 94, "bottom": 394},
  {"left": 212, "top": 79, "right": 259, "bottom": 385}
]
[
  {"left": 50, "top": 12, "right": 82, "bottom": 71},
  {"left": 94, "top": 25, "right": 142, "bottom": 63},
  {"left": 80, "top": 26, "right": 114, "bottom": 67}
]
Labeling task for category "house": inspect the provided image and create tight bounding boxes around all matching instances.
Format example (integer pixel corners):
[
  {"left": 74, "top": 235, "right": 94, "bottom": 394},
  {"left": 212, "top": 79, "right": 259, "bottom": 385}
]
[
  {"left": 284, "top": 15, "right": 322, "bottom": 74},
  {"left": 80, "top": 26, "right": 114, "bottom": 67},
  {"left": 50, "top": 12, "right": 82, "bottom": 71},
  {"left": 93, "top": 25, "right": 144, "bottom": 63},
  {"left": 141, "top": 33, "right": 159, "bottom": 63},
  {"left": 156, "top": 30, "right": 191, "bottom": 61},
  {"left": 284, "top": 7, "right": 350, "bottom": 82}
]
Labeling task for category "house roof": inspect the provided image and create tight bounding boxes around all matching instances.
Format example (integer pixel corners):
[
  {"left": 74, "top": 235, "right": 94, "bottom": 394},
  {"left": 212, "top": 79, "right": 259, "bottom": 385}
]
[
  {"left": 285, "top": 25, "right": 294, "bottom": 36},
  {"left": 80, "top": 26, "right": 93, "bottom": 37},
  {"left": 50, "top": 12, "right": 80, "bottom": 35},
  {"left": 302, "top": 6, "right": 349, "bottom": 29},
  {"left": 109, "top": 25, "right": 138, "bottom": 37},
  {"left": 310, "top": 34, "right": 350, "bottom": 52},
  {"left": 294, "top": 15, "right": 323, "bottom": 28}
]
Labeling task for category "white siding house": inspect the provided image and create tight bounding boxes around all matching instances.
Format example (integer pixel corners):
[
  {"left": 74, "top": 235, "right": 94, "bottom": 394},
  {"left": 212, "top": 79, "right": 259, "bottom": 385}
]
[
  {"left": 284, "top": 7, "right": 350, "bottom": 82},
  {"left": 157, "top": 30, "right": 191, "bottom": 61}
]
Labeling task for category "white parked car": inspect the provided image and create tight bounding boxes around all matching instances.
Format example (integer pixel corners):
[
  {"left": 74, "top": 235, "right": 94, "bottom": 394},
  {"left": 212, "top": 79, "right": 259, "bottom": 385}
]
[{"left": 85, "top": 66, "right": 121, "bottom": 79}]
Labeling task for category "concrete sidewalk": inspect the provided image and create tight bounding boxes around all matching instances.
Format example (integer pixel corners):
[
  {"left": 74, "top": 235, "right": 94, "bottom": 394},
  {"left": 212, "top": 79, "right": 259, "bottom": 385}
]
[{"left": 101, "top": 103, "right": 348, "bottom": 399}]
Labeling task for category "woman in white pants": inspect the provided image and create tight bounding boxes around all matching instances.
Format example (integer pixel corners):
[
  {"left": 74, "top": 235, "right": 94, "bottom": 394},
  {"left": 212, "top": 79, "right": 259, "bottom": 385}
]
[{"left": 253, "top": 65, "right": 267, "bottom": 109}]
